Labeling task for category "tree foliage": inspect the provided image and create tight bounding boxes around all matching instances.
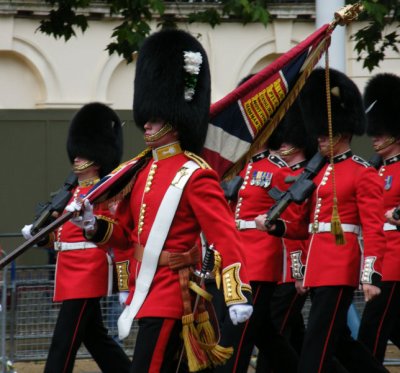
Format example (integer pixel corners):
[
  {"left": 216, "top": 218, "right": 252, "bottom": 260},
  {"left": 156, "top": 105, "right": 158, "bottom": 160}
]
[
  {"left": 36, "top": 0, "right": 399, "bottom": 69},
  {"left": 349, "top": 0, "right": 400, "bottom": 71}
]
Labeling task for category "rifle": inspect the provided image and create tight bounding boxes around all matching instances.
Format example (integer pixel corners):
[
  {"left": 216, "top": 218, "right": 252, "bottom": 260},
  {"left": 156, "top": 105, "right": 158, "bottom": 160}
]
[
  {"left": 264, "top": 152, "right": 327, "bottom": 227},
  {"left": 0, "top": 154, "right": 150, "bottom": 269},
  {"left": 1, "top": 212, "right": 74, "bottom": 268},
  {"left": 0, "top": 172, "right": 78, "bottom": 269},
  {"left": 30, "top": 172, "right": 78, "bottom": 235}
]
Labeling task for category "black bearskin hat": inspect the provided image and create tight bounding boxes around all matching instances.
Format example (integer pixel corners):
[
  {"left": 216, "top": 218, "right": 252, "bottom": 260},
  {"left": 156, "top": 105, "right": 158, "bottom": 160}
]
[
  {"left": 267, "top": 100, "right": 317, "bottom": 160},
  {"left": 300, "top": 68, "right": 365, "bottom": 137},
  {"left": 364, "top": 73, "right": 400, "bottom": 137},
  {"left": 133, "top": 28, "right": 211, "bottom": 154},
  {"left": 67, "top": 102, "right": 123, "bottom": 177}
]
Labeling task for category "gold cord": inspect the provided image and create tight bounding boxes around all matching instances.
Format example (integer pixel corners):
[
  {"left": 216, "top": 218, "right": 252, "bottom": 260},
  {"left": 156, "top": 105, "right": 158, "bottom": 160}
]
[{"left": 325, "top": 49, "right": 345, "bottom": 245}]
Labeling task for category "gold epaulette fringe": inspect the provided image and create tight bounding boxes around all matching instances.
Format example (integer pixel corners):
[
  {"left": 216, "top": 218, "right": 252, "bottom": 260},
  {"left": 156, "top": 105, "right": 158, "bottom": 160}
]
[
  {"left": 184, "top": 151, "right": 211, "bottom": 169},
  {"left": 96, "top": 149, "right": 152, "bottom": 209}
]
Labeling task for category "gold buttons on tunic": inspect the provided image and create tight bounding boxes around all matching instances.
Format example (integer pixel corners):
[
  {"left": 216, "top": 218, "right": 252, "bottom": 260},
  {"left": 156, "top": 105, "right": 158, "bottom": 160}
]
[{"left": 138, "top": 203, "right": 147, "bottom": 235}]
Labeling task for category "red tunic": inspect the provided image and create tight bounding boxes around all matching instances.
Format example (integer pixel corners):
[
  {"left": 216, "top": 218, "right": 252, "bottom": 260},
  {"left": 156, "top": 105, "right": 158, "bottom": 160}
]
[
  {"left": 233, "top": 151, "right": 290, "bottom": 282},
  {"left": 98, "top": 146, "right": 250, "bottom": 320},
  {"left": 378, "top": 156, "right": 400, "bottom": 281},
  {"left": 278, "top": 161, "right": 309, "bottom": 283},
  {"left": 54, "top": 184, "right": 112, "bottom": 302},
  {"left": 285, "top": 151, "right": 386, "bottom": 287}
]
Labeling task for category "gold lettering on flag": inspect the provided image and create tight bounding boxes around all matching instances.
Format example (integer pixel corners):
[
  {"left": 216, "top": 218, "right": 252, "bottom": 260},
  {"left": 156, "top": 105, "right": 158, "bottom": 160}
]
[{"left": 243, "top": 78, "right": 287, "bottom": 133}]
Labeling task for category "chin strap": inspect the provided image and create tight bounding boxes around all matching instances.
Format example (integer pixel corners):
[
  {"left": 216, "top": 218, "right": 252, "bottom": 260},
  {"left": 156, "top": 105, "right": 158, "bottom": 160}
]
[
  {"left": 374, "top": 136, "right": 396, "bottom": 151},
  {"left": 144, "top": 122, "right": 173, "bottom": 142}
]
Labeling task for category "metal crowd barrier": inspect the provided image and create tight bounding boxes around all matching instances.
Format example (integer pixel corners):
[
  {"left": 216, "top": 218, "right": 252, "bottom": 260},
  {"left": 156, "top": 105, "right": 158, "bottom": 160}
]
[
  {"left": 0, "top": 264, "right": 399, "bottom": 370},
  {"left": 0, "top": 264, "right": 136, "bottom": 369}
]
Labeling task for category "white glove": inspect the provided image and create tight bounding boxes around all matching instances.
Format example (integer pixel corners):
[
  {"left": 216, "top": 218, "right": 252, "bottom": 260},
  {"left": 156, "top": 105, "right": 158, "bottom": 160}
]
[
  {"left": 66, "top": 199, "right": 96, "bottom": 232},
  {"left": 229, "top": 304, "right": 253, "bottom": 325},
  {"left": 119, "top": 291, "right": 129, "bottom": 307},
  {"left": 21, "top": 224, "right": 34, "bottom": 240}
]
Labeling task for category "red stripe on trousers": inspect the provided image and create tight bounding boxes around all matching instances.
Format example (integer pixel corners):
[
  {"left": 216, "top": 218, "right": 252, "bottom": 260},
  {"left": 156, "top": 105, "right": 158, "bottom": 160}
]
[
  {"left": 318, "top": 288, "right": 343, "bottom": 373},
  {"left": 280, "top": 292, "right": 299, "bottom": 334},
  {"left": 373, "top": 282, "right": 397, "bottom": 355},
  {"left": 232, "top": 284, "right": 261, "bottom": 372},
  {"left": 62, "top": 300, "right": 87, "bottom": 373},
  {"left": 149, "top": 319, "right": 176, "bottom": 373}
]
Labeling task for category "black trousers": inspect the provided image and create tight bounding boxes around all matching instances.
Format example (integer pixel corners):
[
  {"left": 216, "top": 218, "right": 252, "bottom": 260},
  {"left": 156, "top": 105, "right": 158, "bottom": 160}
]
[
  {"left": 214, "top": 281, "right": 299, "bottom": 373},
  {"left": 298, "top": 286, "right": 353, "bottom": 373},
  {"left": 358, "top": 281, "right": 400, "bottom": 362},
  {"left": 131, "top": 317, "right": 184, "bottom": 373},
  {"left": 256, "top": 282, "right": 307, "bottom": 373},
  {"left": 300, "top": 286, "right": 388, "bottom": 373},
  {"left": 389, "top": 316, "right": 400, "bottom": 348},
  {"left": 44, "top": 298, "right": 131, "bottom": 373},
  {"left": 335, "top": 325, "right": 389, "bottom": 373}
]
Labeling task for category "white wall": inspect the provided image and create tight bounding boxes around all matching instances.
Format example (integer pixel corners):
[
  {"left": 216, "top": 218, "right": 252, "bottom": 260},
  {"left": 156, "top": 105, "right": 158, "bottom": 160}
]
[{"left": 0, "top": 14, "right": 399, "bottom": 109}]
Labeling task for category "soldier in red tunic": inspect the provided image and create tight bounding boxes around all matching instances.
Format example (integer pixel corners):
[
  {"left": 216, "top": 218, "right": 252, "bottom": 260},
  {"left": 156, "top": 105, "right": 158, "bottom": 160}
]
[
  {"left": 213, "top": 105, "right": 302, "bottom": 371},
  {"left": 357, "top": 73, "right": 400, "bottom": 363},
  {"left": 254, "top": 100, "right": 317, "bottom": 372},
  {"left": 68, "top": 29, "right": 253, "bottom": 372},
  {"left": 260, "top": 68, "right": 388, "bottom": 373},
  {"left": 22, "top": 103, "right": 131, "bottom": 373}
]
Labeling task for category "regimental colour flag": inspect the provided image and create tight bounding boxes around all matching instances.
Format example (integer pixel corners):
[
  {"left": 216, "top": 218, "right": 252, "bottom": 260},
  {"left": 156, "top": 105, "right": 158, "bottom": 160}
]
[{"left": 202, "top": 23, "right": 334, "bottom": 179}]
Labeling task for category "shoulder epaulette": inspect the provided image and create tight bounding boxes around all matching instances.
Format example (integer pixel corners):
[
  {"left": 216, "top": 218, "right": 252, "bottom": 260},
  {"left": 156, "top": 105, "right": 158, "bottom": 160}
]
[
  {"left": 184, "top": 151, "right": 211, "bottom": 169},
  {"left": 111, "top": 148, "right": 151, "bottom": 173},
  {"left": 268, "top": 154, "right": 287, "bottom": 168},
  {"left": 352, "top": 155, "right": 370, "bottom": 168}
]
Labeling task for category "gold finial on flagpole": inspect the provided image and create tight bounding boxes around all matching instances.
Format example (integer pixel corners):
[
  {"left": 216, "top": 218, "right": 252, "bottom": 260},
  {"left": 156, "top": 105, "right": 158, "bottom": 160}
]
[{"left": 331, "top": 2, "right": 364, "bottom": 28}]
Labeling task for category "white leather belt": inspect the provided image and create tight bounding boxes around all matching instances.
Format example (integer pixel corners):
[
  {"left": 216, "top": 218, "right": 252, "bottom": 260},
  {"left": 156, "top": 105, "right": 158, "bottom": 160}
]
[
  {"left": 54, "top": 241, "right": 98, "bottom": 251},
  {"left": 236, "top": 219, "right": 256, "bottom": 230},
  {"left": 383, "top": 223, "right": 398, "bottom": 231},
  {"left": 309, "top": 222, "right": 361, "bottom": 235}
]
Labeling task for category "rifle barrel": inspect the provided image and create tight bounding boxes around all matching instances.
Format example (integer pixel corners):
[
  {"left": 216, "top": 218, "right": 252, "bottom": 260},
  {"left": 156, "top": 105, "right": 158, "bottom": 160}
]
[{"left": 0, "top": 212, "right": 73, "bottom": 269}]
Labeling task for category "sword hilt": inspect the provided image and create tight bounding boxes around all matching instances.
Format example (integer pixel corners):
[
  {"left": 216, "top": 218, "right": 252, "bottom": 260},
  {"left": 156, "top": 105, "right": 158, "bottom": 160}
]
[{"left": 194, "top": 243, "right": 215, "bottom": 280}]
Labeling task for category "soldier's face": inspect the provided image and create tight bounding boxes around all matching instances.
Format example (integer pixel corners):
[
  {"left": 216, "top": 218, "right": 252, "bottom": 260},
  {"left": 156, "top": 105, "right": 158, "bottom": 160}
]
[
  {"left": 143, "top": 120, "right": 178, "bottom": 148},
  {"left": 72, "top": 157, "right": 99, "bottom": 177},
  {"left": 317, "top": 134, "right": 342, "bottom": 156},
  {"left": 372, "top": 135, "right": 398, "bottom": 158},
  {"left": 277, "top": 143, "right": 299, "bottom": 159}
]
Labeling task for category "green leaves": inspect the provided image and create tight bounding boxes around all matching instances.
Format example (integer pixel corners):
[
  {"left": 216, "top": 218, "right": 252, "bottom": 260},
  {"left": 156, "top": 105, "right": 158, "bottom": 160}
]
[
  {"left": 38, "top": 0, "right": 88, "bottom": 40},
  {"left": 188, "top": 9, "right": 222, "bottom": 28},
  {"left": 108, "top": 20, "right": 150, "bottom": 62},
  {"left": 220, "top": 0, "right": 270, "bottom": 25},
  {"left": 35, "top": 0, "right": 398, "bottom": 69},
  {"left": 350, "top": 0, "right": 400, "bottom": 71}
]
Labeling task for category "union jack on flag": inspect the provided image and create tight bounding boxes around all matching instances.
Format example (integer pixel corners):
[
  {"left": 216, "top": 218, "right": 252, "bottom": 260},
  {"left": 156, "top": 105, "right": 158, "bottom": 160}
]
[{"left": 202, "top": 23, "right": 333, "bottom": 179}]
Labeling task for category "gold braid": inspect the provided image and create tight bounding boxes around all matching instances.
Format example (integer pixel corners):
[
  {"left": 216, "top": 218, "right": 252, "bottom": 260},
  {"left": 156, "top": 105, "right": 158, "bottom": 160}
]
[{"left": 325, "top": 49, "right": 345, "bottom": 245}]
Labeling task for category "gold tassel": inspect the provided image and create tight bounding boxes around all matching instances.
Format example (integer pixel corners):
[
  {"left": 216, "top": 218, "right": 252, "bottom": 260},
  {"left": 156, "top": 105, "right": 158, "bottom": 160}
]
[
  {"left": 207, "top": 344, "right": 235, "bottom": 366},
  {"left": 196, "top": 310, "right": 234, "bottom": 366},
  {"left": 182, "top": 313, "right": 210, "bottom": 372},
  {"left": 330, "top": 198, "right": 346, "bottom": 245}
]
